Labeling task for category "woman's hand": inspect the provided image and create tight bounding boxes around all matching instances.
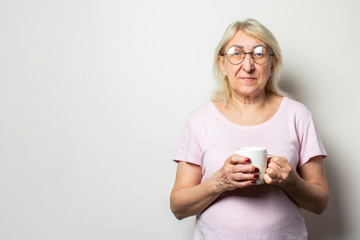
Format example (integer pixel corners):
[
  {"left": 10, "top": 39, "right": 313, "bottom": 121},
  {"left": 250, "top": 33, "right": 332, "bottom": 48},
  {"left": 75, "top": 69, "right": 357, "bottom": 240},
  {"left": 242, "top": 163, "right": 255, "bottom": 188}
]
[
  {"left": 170, "top": 155, "right": 259, "bottom": 219},
  {"left": 264, "top": 156, "right": 330, "bottom": 214},
  {"left": 264, "top": 156, "right": 297, "bottom": 189},
  {"left": 211, "top": 154, "right": 259, "bottom": 193}
]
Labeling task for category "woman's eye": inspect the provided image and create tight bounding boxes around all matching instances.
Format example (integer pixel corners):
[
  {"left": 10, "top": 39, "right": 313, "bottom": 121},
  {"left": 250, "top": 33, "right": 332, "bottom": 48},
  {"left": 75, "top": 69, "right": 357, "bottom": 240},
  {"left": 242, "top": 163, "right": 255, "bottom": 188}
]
[{"left": 253, "top": 46, "right": 266, "bottom": 58}]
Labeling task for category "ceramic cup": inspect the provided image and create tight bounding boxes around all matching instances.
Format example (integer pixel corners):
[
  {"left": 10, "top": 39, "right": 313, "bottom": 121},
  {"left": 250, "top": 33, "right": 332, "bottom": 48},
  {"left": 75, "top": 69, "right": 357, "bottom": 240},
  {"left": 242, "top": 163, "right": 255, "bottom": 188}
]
[{"left": 234, "top": 147, "right": 276, "bottom": 185}]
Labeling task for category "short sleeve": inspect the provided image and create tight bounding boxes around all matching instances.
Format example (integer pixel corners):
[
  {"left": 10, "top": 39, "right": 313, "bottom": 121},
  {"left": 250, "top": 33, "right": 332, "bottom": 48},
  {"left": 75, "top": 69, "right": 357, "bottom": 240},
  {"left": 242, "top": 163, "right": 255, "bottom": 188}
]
[
  {"left": 298, "top": 114, "right": 327, "bottom": 166},
  {"left": 173, "top": 118, "right": 202, "bottom": 166}
]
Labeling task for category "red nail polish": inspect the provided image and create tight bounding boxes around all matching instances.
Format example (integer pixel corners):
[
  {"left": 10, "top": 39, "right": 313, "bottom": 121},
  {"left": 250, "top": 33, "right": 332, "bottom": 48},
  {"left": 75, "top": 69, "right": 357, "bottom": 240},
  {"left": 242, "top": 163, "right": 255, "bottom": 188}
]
[
  {"left": 255, "top": 167, "right": 259, "bottom": 172},
  {"left": 254, "top": 174, "right": 259, "bottom": 178},
  {"left": 245, "top": 158, "right": 251, "bottom": 162},
  {"left": 251, "top": 179, "right": 256, "bottom": 183}
]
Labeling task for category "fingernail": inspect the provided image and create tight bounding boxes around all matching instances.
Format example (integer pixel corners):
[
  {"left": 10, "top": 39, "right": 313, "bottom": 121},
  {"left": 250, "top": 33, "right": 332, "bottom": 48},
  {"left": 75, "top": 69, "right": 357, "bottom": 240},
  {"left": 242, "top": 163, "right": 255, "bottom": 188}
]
[
  {"left": 255, "top": 167, "right": 259, "bottom": 172},
  {"left": 245, "top": 158, "right": 251, "bottom": 162},
  {"left": 251, "top": 179, "right": 256, "bottom": 183},
  {"left": 254, "top": 174, "right": 259, "bottom": 178}
]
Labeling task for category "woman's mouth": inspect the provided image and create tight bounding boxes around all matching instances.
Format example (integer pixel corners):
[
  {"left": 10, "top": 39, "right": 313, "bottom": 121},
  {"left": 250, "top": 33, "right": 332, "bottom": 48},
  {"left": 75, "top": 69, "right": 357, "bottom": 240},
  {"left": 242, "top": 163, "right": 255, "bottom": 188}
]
[{"left": 239, "top": 77, "right": 256, "bottom": 83}]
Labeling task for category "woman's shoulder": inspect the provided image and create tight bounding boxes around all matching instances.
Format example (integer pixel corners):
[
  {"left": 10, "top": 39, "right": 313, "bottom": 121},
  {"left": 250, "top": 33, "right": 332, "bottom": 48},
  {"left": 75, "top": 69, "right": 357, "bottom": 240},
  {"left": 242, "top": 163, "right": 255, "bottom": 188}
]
[
  {"left": 283, "top": 97, "right": 312, "bottom": 117},
  {"left": 185, "top": 102, "right": 214, "bottom": 122}
]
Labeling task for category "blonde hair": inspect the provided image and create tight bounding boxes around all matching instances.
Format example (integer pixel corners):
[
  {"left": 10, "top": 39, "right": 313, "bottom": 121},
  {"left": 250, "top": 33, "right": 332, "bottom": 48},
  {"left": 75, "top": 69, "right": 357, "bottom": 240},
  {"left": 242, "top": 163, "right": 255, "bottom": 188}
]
[{"left": 212, "top": 19, "right": 285, "bottom": 103}]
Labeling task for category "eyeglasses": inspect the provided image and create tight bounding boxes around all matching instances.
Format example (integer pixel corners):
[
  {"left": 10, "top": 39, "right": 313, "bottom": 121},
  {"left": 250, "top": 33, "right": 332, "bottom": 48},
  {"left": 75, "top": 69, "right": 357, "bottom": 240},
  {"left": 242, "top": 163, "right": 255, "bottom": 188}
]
[{"left": 221, "top": 45, "right": 274, "bottom": 65}]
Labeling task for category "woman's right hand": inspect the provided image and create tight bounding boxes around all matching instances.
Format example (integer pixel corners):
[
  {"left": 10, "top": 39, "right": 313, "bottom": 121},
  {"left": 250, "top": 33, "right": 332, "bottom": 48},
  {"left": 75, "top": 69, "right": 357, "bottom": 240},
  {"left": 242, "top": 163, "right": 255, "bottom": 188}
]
[
  {"left": 170, "top": 154, "right": 259, "bottom": 219},
  {"left": 211, "top": 154, "right": 259, "bottom": 193}
]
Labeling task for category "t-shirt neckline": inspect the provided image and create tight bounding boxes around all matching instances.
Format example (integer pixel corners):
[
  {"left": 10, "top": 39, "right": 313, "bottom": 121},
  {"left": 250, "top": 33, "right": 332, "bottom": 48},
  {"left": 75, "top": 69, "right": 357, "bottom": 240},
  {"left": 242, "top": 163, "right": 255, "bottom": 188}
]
[{"left": 209, "top": 97, "right": 287, "bottom": 129}]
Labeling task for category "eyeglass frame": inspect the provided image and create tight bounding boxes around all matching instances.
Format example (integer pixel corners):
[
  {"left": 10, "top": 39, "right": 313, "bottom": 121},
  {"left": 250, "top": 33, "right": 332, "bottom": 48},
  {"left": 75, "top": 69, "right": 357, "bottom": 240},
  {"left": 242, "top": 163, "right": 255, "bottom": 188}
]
[{"left": 220, "top": 44, "right": 274, "bottom": 65}]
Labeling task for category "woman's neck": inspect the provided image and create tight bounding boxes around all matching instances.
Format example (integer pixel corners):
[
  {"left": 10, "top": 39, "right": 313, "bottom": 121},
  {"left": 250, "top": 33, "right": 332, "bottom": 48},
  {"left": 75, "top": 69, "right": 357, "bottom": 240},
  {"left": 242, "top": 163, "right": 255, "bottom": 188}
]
[
  {"left": 230, "top": 91, "right": 270, "bottom": 112},
  {"left": 213, "top": 92, "right": 282, "bottom": 126}
]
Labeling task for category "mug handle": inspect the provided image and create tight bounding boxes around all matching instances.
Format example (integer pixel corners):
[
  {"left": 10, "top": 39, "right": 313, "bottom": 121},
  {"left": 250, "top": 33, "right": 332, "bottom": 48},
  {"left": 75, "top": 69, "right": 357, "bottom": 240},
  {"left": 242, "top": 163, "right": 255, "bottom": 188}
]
[{"left": 266, "top": 152, "right": 277, "bottom": 158}]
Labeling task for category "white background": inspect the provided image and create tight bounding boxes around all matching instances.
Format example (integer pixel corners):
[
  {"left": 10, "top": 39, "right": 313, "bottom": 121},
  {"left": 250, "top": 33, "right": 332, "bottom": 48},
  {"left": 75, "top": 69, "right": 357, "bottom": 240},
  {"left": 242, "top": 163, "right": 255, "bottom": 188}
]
[{"left": 1, "top": 0, "right": 359, "bottom": 239}]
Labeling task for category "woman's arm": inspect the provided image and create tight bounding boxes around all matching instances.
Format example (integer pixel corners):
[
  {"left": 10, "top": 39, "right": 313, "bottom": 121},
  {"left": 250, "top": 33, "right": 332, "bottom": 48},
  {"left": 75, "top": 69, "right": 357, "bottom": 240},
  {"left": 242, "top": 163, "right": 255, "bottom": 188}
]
[
  {"left": 170, "top": 161, "right": 220, "bottom": 220},
  {"left": 170, "top": 155, "right": 258, "bottom": 220},
  {"left": 264, "top": 156, "right": 330, "bottom": 214}
]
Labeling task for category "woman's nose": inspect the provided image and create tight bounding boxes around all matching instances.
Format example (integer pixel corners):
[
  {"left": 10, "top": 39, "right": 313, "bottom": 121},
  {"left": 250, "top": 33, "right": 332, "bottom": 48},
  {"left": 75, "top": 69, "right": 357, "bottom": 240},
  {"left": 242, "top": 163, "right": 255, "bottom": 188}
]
[{"left": 242, "top": 53, "right": 255, "bottom": 72}]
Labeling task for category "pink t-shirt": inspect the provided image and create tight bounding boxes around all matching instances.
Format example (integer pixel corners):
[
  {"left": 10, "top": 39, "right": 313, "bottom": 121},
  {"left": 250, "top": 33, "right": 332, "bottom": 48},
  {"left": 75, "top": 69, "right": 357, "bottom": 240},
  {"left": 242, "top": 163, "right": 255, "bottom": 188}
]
[{"left": 173, "top": 97, "right": 327, "bottom": 240}]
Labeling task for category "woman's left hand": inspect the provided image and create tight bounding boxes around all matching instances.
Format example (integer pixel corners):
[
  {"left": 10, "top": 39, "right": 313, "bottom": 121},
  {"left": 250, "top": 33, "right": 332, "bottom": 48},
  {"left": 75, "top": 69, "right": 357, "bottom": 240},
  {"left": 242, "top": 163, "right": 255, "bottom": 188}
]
[
  {"left": 264, "top": 156, "right": 297, "bottom": 189},
  {"left": 264, "top": 156, "right": 330, "bottom": 214}
]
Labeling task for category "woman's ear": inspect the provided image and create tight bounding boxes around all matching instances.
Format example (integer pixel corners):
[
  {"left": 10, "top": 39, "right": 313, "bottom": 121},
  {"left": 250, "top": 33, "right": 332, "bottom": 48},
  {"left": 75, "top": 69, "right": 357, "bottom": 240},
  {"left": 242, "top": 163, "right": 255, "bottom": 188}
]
[
  {"left": 217, "top": 55, "right": 226, "bottom": 76},
  {"left": 270, "top": 58, "right": 277, "bottom": 74}
]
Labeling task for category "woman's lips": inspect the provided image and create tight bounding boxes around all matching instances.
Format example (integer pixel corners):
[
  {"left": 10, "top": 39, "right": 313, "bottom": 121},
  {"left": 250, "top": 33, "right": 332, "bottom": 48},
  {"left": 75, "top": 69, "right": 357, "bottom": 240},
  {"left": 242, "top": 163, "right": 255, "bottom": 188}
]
[{"left": 239, "top": 77, "right": 256, "bottom": 83}]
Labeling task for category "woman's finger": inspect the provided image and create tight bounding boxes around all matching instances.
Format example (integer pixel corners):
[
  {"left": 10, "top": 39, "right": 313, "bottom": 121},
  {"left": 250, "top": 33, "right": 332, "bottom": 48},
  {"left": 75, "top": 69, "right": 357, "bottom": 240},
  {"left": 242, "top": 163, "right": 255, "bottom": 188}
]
[
  {"left": 268, "top": 161, "right": 282, "bottom": 172},
  {"left": 263, "top": 173, "right": 273, "bottom": 184},
  {"left": 233, "top": 163, "right": 258, "bottom": 173},
  {"left": 232, "top": 172, "right": 258, "bottom": 181},
  {"left": 229, "top": 154, "right": 251, "bottom": 165},
  {"left": 269, "top": 156, "right": 288, "bottom": 167},
  {"left": 232, "top": 180, "right": 254, "bottom": 188},
  {"left": 266, "top": 167, "right": 278, "bottom": 179}
]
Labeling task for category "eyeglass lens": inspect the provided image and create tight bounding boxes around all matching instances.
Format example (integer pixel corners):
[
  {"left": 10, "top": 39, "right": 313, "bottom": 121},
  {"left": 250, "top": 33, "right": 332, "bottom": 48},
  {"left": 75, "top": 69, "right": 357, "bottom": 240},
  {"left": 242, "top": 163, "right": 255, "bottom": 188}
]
[{"left": 226, "top": 46, "right": 271, "bottom": 65}]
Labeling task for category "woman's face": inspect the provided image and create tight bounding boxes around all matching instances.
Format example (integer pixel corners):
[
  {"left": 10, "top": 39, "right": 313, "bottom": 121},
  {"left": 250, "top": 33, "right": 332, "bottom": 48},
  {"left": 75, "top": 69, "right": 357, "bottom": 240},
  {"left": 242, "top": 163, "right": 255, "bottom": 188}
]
[{"left": 218, "top": 30, "right": 275, "bottom": 99}]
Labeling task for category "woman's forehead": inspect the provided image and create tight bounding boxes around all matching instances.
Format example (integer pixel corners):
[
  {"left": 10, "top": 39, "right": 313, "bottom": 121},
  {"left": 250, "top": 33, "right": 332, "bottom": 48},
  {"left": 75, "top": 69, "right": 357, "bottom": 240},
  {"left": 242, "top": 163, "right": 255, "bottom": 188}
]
[{"left": 227, "top": 30, "right": 265, "bottom": 49}]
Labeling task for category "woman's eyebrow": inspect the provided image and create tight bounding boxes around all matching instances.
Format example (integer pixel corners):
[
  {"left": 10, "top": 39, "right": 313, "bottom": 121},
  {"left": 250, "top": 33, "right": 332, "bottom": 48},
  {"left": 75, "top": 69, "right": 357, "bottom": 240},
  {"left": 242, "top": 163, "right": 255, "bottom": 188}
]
[{"left": 230, "top": 44, "right": 244, "bottom": 49}]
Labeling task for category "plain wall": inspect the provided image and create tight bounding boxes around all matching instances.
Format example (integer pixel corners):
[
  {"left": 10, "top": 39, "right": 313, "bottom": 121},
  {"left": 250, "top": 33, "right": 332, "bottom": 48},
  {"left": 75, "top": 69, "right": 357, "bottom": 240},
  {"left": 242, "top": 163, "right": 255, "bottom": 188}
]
[{"left": 1, "top": 0, "right": 360, "bottom": 239}]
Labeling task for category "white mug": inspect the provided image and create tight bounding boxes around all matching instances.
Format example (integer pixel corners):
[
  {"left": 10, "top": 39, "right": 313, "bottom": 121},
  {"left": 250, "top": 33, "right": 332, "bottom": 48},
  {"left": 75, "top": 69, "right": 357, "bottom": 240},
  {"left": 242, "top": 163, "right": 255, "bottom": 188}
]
[{"left": 234, "top": 147, "right": 276, "bottom": 185}]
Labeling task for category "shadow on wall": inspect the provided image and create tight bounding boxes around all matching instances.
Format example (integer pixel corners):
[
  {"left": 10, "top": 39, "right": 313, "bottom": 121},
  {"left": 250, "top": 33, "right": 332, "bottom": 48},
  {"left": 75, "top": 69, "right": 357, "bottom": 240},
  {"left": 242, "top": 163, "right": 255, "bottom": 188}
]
[
  {"left": 302, "top": 147, "right": 345, "bottom": 240},
  {"left": 279, "top": 71, "right": 345, "bottom": 240}
]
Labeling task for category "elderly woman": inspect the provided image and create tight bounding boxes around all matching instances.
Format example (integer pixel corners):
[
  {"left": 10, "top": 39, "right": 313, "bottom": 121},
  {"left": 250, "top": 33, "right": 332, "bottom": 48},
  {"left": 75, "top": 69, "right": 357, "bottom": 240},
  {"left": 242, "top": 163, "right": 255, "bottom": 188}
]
[{"left": 170, "top": 19, "right": 330, "bottom": 239}]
